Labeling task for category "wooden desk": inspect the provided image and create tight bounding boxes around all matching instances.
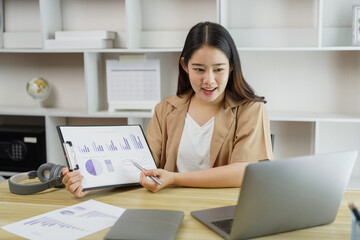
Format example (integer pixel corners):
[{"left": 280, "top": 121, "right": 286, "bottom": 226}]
[{"left": 0, "top": 180, "right": 359, "bottom": 239}]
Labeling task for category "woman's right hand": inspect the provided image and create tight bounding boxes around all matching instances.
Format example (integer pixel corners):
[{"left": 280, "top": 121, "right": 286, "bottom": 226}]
[
  {"left": 61, "top": 167, "right": 88, "bottom": 198},
  {"left": 139, "top": 168, "right": 175, "bottom": 193}
]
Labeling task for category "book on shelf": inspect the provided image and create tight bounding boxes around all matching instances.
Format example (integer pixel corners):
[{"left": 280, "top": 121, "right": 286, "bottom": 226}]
[{"left": 44, "top": 39, "right": 113, "bottom": 49}]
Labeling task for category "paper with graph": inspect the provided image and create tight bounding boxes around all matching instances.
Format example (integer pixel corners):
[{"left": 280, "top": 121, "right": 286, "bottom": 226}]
[
  {"left": 2, "top": 200, "right": 125, "bottom": 240},
  {"left": 57, "top": 125, "right": 157, "bottom": 190}
]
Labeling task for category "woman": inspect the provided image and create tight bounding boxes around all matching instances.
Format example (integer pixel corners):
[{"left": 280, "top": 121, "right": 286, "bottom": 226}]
[{"left": 62, "top": 22, "right": 273, "bottom": 197}]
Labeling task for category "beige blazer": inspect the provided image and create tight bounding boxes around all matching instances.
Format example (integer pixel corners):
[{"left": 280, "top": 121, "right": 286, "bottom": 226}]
[{"left": 146, "top": 90, "right": 274, "bottom": 172}]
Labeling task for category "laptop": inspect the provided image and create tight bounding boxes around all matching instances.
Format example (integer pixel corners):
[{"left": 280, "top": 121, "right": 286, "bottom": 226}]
[{"left": 191, "top": 151, "right": 358, "bottom": 239}]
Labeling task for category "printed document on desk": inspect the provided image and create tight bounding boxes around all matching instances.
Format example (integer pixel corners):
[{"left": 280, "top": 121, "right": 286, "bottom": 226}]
[
  {"left": 57, "top": 125, "right": 157, "bottom": 190},
  {"left": 1, "top": 199, "right": 125, "bottom": 240}
]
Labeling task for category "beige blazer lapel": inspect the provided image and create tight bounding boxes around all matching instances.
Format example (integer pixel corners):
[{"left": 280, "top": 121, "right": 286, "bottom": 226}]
[
  {"left": 164, "top": 92, "right": 192, "bottom": 171},
  {"left": 209, "top": 106, "right": 235, "bottom": 167},
  {"left": 165, "top": 105, "right": 188, "bottom": 171}
]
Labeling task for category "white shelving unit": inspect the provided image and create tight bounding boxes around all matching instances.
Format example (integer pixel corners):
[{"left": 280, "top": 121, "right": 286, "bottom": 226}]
[{"left": 0, "top": 0, "right": 360, "bottom": 188}]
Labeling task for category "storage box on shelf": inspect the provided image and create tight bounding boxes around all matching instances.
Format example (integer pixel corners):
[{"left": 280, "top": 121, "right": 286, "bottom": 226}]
[{"left": 0, "top": 0, "right": 359, "bottom": 188}]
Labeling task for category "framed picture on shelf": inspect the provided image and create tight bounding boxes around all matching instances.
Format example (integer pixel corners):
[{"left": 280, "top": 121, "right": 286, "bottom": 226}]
[{"left": 352, "top": 5, "right": 360, "bottom": 45}]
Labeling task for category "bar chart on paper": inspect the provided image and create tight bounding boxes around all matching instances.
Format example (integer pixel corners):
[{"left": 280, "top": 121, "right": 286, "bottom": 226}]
[
  {"left": 23, "top": 216, "right": 86, "bottom": 231},
  {"left": 107, "top": 140, "right": 118, "bottom": 151},
  {"left": 130, "top": 134, "right": 144, "bottom": 149},
  {"left": 92, "top": 141, "right": 105, "bottom": 152},
  {"left": 79, "top": 145, "right": 90, "bottom": 153},
  {"left": 119, "top": 137, "right": 131, "bottom": 150},
  {"left": 74, "top": 135, "right": 146, "bottom": 154}
]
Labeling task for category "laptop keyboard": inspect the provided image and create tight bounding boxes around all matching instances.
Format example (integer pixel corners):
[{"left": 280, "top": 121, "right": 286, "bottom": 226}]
[{"left": 211, "top": 218, "right": 233, "bottom": 234}]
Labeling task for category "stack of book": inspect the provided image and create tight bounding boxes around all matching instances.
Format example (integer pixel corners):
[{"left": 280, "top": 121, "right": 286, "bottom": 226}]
[{"left": 44, "top": 31, "right": 115, "bottom": 49}]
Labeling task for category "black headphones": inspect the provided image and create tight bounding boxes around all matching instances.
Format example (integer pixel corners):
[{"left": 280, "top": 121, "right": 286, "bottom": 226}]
[{"left": 8, "top": 163, "right": 65, "bottom": 195}]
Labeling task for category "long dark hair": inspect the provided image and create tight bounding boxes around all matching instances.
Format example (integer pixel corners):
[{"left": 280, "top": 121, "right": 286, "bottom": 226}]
[{"left": 177, "top": 22, "right": 266, "bottom": 103}]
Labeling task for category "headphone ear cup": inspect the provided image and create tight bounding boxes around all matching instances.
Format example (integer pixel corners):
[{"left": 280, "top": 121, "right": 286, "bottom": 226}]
[
  {"left": 49, "top": 165, "right": 65, "bottom": 187},
  {"left": 37, "top": 163, "right": 56, "bottom": 182},
  {"left": 50, "top": 165, "right": 64, "bottom": 179}
]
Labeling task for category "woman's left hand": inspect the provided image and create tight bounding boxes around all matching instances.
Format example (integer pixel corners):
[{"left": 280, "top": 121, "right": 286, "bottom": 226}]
[{"left": 139, "top": 168, "right": 175, "bottom": 192}]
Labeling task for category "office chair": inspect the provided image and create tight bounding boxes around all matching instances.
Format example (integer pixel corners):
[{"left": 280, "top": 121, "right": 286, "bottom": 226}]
[{"left": 271, "top": 134, "right": 275, "bottom": 153}]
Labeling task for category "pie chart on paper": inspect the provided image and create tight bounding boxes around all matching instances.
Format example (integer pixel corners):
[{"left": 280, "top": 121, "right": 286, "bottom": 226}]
[{"left": 85, "top": 159, "right": 103, "bottom": 176}]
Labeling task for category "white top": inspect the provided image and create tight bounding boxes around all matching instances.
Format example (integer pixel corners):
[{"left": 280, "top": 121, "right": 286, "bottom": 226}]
[{"left": 176, "top": 113, "right": 215, "bottom": 172}]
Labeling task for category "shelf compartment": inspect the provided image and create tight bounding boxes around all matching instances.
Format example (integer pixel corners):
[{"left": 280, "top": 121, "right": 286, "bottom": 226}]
[
  {"left": 270, "top": 121, "right": 315, "bottom": 159},
  {"left": 128, "top": 0, "right": 217, "bottom": 48},
  {"left": 41, "top": 0, "right": 126, "bottom": 48},
  {"left": 229, "top": 28, "right": 318, "bottom": 48},
  {"left": 239, "top": 51, "right": 360, "bottom": 115},
  {"left": 322, "top": 27, "right": 353, "bottom": 47},
  {"left": 3, "top": 0, "right": 42, "bottom": 49},
  {"left": 322, "top": 0, "right": 356, "bottom": 47},
  {"left": 84, "top": 52, "right": 179, "bottom": 114},
  {"left": 0, "top": 53, "right": 86, "bottom": 110},
  {"left": 318, "top": 122, "right": 360, "bottom": 189},
  {"left": 221, "top": 0, "right": 319, "bottom": 48}
]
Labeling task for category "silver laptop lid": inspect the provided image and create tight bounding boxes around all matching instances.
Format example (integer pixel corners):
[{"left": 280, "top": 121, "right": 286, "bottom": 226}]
[{"left": 230, "top": 150, "right": 357, "bottom": 240}]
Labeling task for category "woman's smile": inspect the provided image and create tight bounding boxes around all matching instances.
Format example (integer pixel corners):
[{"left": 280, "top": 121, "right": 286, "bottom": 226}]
[{"left": 202, "top": 87, "right": 218, "bottom": 95}]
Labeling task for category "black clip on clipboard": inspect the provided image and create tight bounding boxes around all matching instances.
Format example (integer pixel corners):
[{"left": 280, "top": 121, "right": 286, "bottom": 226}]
[{"left": 62, "top": 141, "right": 79, "bottom": 171}]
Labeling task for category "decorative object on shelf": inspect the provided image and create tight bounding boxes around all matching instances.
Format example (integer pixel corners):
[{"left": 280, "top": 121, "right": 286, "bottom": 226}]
[
  {"left": 353, "top": 5, "right": 360, "bottom": 45},
  {"left": 26, "top": 77, "right": 50, "bottom": 105}
]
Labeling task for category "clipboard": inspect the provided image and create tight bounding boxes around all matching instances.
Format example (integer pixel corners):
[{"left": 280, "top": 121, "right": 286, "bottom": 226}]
[{"left": 56, "top": 125, "right": 157, "bottom": 191}]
